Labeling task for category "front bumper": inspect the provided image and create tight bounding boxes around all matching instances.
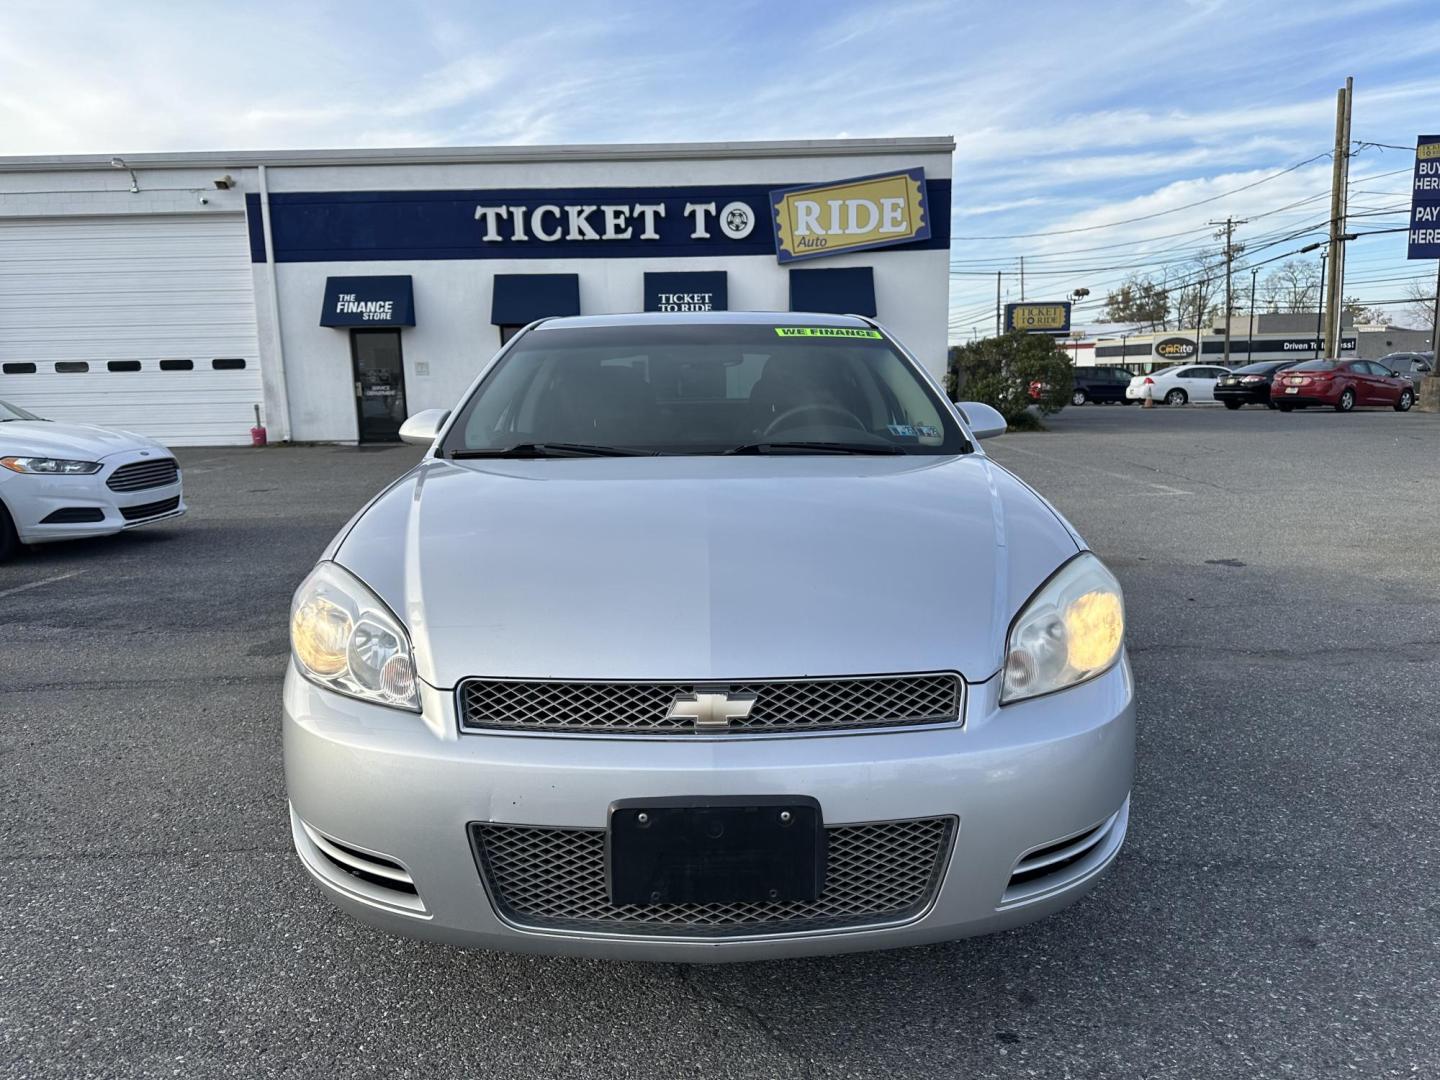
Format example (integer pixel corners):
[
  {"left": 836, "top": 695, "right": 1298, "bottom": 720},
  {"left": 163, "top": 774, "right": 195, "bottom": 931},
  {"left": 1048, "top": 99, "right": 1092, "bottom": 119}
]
[
  {"left": 6, "top": 451, "right": 184, "bottom": 544},
  {"left": 283, "top": 657, "right": 1136, "bottom": 961}
]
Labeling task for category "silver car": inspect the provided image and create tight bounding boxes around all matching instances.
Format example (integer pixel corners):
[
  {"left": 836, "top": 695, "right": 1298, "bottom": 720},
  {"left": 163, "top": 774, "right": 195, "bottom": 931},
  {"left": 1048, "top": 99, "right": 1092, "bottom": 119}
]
[{"left": 284, "top": 311, "right": 1134, "bottom": 962}]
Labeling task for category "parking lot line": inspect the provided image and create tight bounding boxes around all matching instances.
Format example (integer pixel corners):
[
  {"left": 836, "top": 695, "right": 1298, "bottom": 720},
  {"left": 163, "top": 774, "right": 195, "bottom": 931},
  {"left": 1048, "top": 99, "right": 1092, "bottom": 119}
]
[
  {"left": 0, "top": 569, "right": 87, "bottom": 600},
  {"left": 991, "top": 443, "right": 1193, "bottom": 495}
]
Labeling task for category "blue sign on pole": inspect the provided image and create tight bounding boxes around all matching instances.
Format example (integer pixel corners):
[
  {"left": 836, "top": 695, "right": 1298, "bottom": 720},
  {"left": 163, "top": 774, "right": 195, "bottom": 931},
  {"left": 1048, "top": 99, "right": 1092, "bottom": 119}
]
[{"left": 1407, "top": 134, "right": 1440, "bottom": 260}]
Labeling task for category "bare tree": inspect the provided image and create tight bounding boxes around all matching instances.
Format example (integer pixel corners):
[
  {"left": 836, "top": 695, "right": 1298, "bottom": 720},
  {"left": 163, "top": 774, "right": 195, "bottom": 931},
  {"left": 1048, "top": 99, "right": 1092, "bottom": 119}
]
[
  {"left": 1260, "top": 259, "right": 1322, "bottom": 313},
  {"left": 1403, "top": 278, "right": 1437, "bottom": 332},
  {"left": 1169, "top": 251, "right": 1225, "bottom": 330}
]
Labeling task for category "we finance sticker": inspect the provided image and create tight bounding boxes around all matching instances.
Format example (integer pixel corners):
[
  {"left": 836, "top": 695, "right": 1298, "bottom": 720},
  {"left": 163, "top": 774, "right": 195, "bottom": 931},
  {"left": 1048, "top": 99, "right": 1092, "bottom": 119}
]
[{"left": 774, "top": 327, "right": 884, "bottom": 339}]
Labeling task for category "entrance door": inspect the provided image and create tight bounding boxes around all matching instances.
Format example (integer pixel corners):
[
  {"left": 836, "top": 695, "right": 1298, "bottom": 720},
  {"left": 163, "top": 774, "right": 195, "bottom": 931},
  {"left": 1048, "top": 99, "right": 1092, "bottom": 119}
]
[{"left": 350, "top": 330, "right": 408, "bottom": 442}]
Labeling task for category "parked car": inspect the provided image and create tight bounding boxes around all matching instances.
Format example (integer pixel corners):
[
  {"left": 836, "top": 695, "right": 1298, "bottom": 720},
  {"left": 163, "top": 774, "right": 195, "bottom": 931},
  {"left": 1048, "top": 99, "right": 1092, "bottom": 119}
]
[
  {"left": 1125, "top": 364, "right": 1231, "bottom": 405},
  {"left": 1273, "top": 359, "right": 1415, "bottom": 412},
  {"left": 284, "top": 311, "right": 1135, "bottom": 962},
  {"left": 0, "top": 398, "right": 185, "bottom": 561},
  {"left": 1026, "top": 365, "right": 1132, "bottom": 406},
  {"left": 1376, "top": 351, "right": 1433, "bottom": 384},
  {"left": 1214, "top": 360, "right": 1302, "bottom": 409},
  {"left": 1068, "top": 366, "right": 1137, "bottom": 405}
]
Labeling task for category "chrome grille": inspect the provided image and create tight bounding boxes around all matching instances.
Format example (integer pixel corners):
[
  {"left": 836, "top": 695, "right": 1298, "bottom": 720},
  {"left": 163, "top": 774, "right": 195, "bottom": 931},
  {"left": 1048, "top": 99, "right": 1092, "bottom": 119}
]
[
  {"left": 458, "top": 674, "right": 962, "bottom": 734},
  {"left": 107, "top": 458, "right": 178, "bottom": 492},
  {"left": 471, "top": 817, "right": 953, "bottom": 937}
]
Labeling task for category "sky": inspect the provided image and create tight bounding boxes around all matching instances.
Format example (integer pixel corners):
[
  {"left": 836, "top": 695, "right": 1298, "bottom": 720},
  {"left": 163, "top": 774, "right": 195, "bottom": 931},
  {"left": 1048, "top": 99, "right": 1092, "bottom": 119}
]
[{"left": 1, "top": 0, "right": 1436, "bottom": 339}]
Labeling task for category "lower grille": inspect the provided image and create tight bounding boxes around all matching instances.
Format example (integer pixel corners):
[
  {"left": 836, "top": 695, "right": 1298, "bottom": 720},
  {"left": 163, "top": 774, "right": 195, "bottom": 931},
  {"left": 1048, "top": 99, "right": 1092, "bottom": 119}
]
[
  {"left": 40, "top": 507, "right": 105, "bottom": 524},
  {"left": 107, "top": 458, "right": 178, "bottom": 492},
  {"left": 471, "top": 816, "right": 954, "bottom": 937},
  {"left": 119, "top": 495, "right": 180, "bottom": 522},
  {"left": 458, "top": 673, "right": 962, "bottom": 735}
]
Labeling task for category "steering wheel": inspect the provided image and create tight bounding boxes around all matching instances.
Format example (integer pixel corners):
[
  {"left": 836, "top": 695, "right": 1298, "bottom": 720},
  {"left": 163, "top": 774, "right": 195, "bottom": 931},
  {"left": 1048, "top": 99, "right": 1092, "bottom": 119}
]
[{"left": 762, "top": 403, "right": 867, "bottom": 437}]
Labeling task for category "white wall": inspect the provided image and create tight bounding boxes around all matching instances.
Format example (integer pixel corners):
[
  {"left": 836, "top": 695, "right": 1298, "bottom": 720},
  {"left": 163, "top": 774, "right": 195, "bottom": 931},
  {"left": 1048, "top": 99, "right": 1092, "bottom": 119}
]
[{"left": 1, "top": 142, "right": 952, "bottom": 444}]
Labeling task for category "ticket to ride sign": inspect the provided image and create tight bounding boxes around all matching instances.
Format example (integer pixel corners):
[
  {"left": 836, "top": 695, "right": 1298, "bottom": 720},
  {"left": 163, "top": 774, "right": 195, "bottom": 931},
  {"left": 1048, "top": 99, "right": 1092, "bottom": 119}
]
[
  {"left": 1004, "top": 302, "right": 1072, "bottom": 334},
  {"left": 1408, "top": 135, "right": 1440, "bottom": 259},
  {"left": 770, "top": 169, "right": 931, "bottom": 263}
]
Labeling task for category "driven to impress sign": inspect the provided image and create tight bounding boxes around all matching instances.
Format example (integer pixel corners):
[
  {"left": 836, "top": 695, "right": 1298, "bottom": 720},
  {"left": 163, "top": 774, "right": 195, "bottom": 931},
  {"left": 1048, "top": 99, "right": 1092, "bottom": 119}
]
[
  {"left": 770, "top": 170, "right": 931, "bottom": 264},
  {"left": 1408, "top": 135, "right": 1440, "bottom": 259}
]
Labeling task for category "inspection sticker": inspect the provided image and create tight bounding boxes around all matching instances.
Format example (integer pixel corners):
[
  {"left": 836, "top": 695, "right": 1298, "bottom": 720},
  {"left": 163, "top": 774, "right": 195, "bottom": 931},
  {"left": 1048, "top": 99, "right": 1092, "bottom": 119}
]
[{"left": 774, "top": 328, "right": 883, "bottom": 339}]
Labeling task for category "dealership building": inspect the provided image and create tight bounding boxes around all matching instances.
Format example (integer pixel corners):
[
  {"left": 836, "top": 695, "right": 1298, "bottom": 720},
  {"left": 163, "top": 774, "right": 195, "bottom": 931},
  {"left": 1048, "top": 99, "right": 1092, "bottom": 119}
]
[{"left": 0, "top": 138, "right": 953, "bottom": 445}]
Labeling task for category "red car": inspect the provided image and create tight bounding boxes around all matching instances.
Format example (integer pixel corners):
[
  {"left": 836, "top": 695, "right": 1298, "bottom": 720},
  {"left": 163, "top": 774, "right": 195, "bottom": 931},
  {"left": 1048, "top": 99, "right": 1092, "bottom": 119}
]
[{"left": 1273, "top": 359, "right": 1416, "bottom": 412}]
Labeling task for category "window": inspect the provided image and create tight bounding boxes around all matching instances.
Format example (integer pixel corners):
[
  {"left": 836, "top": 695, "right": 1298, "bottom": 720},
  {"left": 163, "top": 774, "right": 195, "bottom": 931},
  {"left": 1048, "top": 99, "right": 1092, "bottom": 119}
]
[
  {"left": 2, "top": 362, "right": 36, "bottom": 375},
  {"left": 55, "top": 361, "right": 89, "bottom": 373},
  {"left": 159, "top": 359, "right": 194, "bottom": 371},
  {"left": 443, "top": 322, "right": 968, "bottom": 457},
  {"left": 107, "top": 360, "right": 142, "bottom": 372},
  {"left": 212, "top": 358, "right": 247, "bottom": 370}
]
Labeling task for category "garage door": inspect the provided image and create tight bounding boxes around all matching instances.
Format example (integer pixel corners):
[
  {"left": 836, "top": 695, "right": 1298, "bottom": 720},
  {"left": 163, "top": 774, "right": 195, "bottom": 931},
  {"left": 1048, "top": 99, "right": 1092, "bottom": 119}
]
[{"left": 0, "top": 214, "right": 262, "bottom": 446}]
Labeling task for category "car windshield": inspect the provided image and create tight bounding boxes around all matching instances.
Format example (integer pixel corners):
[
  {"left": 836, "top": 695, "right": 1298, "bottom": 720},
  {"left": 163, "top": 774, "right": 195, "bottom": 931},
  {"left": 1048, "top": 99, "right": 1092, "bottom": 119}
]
[
  {"left": 0, "top": 398, "right": 42, "bottom": 422},
  {"left": 440, "top": 323, "right": 971, "bottom": 456},
  {"left": 1287, "top": 360, "right": 1340, "bottom": 372},
  {"left": 1232, "top": 362, "right": 1286, "bottom": 375}
]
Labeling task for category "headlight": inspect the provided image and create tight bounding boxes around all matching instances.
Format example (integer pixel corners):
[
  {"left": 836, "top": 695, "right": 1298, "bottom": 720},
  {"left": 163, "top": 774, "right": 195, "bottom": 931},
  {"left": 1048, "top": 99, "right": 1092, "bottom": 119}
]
[
  {"left": 0, "top": 456, "right": 102, "bottom": 475},
  {"left": 290, "top": 562, "right": 420, "bottom": 712},
  {"left": 1001, "top": 552, "right": 1125, "bottom": 704}
]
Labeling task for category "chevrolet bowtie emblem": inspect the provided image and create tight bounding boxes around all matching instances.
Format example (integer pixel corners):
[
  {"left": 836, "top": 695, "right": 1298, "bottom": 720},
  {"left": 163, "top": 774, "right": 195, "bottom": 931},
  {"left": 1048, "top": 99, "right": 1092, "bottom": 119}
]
[{"left": 666, "top": 689, "right": 757, "bottom": 731}]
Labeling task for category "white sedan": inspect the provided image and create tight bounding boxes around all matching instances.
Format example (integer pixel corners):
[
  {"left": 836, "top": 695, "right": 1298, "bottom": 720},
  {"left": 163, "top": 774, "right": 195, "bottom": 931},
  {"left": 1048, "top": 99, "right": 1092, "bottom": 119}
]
[
  {"left": 0, "top": 398, "right": 185, "bottom": 560},
  {"left": 1125, "top": 364, "right": 1232, "bottom": 405}
]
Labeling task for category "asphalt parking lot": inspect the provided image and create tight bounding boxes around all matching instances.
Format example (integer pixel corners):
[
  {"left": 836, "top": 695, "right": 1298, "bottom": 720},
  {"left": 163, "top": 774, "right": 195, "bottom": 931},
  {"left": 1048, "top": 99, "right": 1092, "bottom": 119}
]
[{"left": 3, "top": 405, "right": 1438, "bottom": 1080}]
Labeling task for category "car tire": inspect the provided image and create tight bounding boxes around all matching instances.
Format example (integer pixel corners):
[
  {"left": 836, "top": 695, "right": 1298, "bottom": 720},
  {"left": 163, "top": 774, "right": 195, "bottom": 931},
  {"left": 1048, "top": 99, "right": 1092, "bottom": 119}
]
[
  {"left": 1223, "top": 400, "right": 1242, "bottom": 410},
  {"left": 1071, "top": 389, "right": 1088, "bottom": 406},
  {"left": 0, "top": 502, "right": 17, "bottom": 563},
  {"left": 1276, "top": 402, "right": 1294, "bottom": 412},
  {"left": 1335, "top": 388, "right": 1355, "bottom": 412},
  {"left": 1395, "top": 390, "right": 1414, "bottom": 412},
  {"left": 1164, "top": 388, "right": 1188, "bottom": 406}
]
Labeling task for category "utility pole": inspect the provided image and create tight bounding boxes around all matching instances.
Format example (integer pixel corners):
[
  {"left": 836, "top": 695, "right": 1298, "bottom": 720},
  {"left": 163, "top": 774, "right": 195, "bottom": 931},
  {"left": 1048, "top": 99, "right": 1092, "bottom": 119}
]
[
  {"left": 1209, "top": 216, "right": 1247, "bottom": 366},
  {"left": 1431, "top": 261, "right": 1440, "bottom": 358},
  {"left": 1248, "top": 268, "right": 1258, "bottom": 364},
  {"left": 995, "top": 271, "right": 1002, "bottom": 337},
  {"left": 1019, "top": 257, "right": 1025, "bottom": 301},
  {"left": 1323, "top": 77, "right": 1354, "bottom": 358}
]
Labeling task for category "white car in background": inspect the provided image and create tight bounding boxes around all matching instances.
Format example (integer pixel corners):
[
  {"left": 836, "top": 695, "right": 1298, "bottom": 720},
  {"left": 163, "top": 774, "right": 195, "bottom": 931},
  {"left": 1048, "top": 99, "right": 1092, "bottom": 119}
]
[
  {"left": 0, "top": 398, "right": 185, "bottom": 561},
  {"left": 1125, "top": 364, "right": 1232, "bottom": 406}
]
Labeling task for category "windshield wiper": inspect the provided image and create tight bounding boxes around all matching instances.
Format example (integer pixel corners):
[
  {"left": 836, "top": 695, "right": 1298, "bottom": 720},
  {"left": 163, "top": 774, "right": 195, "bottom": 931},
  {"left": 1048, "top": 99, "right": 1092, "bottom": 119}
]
[
  {"left": 724, "top": 440, "right": 906, "bottom": 456},
  {"left": 450, "top": 442, "right": 659, "bottom": 459}
]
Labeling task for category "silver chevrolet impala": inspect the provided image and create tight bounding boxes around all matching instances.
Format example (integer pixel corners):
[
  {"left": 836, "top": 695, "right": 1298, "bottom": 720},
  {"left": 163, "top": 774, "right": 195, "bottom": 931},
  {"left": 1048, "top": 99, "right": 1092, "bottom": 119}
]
[{"left": 284, "top": 311, "right": 1134, "bottom": 961}]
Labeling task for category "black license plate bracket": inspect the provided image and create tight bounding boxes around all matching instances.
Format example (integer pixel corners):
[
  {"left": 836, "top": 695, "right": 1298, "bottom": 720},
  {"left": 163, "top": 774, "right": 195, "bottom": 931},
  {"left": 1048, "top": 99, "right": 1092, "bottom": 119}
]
[{"left": 607, "top": 796, "right": 825, "bottom": 906}]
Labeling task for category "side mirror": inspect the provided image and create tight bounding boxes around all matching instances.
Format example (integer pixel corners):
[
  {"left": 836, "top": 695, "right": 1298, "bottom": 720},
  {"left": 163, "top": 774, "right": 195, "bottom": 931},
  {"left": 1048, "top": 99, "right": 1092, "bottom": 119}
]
[
  {"left": 399, "top": 408, "right": 450, "bottom": 446},
  {"left": 955, "top": 401, "right": 1007, "bottom": 440}
]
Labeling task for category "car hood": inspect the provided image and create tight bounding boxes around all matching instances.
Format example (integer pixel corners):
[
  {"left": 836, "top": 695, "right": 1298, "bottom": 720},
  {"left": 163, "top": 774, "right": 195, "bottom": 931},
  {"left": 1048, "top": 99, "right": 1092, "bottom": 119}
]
[
  {"left": 0, "top": 420, "right": 166, "bottom": 459},
  {"left": 333, "top": 454, "right": 1081, "bottom": 688}
]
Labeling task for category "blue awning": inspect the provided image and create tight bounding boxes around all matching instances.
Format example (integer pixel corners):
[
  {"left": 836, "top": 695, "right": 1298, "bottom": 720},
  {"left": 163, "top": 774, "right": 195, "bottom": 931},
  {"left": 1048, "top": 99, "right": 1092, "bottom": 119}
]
[
  {"left": 319, "top": 275, "right": 415, "bottom": 327},
  {"left": 491, "top": 274, "right": 581, "bottom": 325},
  {"left": 643, "top": 271, "right": 728, "bottom": 312},
  {"left": 788, "top": 267, "right": 877, "bottom": 317}
]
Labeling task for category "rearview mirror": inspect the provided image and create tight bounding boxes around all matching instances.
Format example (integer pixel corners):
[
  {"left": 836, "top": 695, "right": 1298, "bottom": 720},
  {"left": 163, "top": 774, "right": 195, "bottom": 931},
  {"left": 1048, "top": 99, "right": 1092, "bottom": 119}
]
[
  {"left": 399, "top": 408, "right": 450, "bottom": 446},
  {"left": 955, "top": 401, "right": 1007, "bottom": 440}
]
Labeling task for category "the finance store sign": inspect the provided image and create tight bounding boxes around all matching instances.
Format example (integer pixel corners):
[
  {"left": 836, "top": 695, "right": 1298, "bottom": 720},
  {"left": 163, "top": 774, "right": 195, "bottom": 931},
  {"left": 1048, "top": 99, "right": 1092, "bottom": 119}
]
[{"left": 245, "top": 171, "right": 947, "bottom": 265}]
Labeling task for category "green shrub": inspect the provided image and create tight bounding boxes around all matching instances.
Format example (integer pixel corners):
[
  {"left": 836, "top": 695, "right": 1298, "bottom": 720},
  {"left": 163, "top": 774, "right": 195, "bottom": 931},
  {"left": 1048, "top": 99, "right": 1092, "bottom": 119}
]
[{"left": 946, "top": 331, "right": 1074, "bottom": 422}]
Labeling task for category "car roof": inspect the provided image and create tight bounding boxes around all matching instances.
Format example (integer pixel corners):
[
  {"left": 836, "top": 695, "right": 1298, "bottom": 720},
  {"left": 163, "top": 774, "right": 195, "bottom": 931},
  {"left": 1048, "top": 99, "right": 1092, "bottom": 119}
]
[{"left": 531, "top": 311, "right": 875, "bottom": 331}]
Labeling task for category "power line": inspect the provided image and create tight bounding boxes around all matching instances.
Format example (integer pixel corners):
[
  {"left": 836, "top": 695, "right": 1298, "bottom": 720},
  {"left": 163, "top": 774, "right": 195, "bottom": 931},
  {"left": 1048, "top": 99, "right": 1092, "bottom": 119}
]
[{"left": 947, "top": 153, "right": 1332, "bottom": 241}]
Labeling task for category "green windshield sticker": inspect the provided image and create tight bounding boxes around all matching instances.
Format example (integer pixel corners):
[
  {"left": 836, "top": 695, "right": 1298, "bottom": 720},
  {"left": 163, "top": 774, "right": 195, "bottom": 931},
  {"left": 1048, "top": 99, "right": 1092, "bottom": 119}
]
[{"left": 773, "top": 327, "right": 883, "bottom": 339}]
